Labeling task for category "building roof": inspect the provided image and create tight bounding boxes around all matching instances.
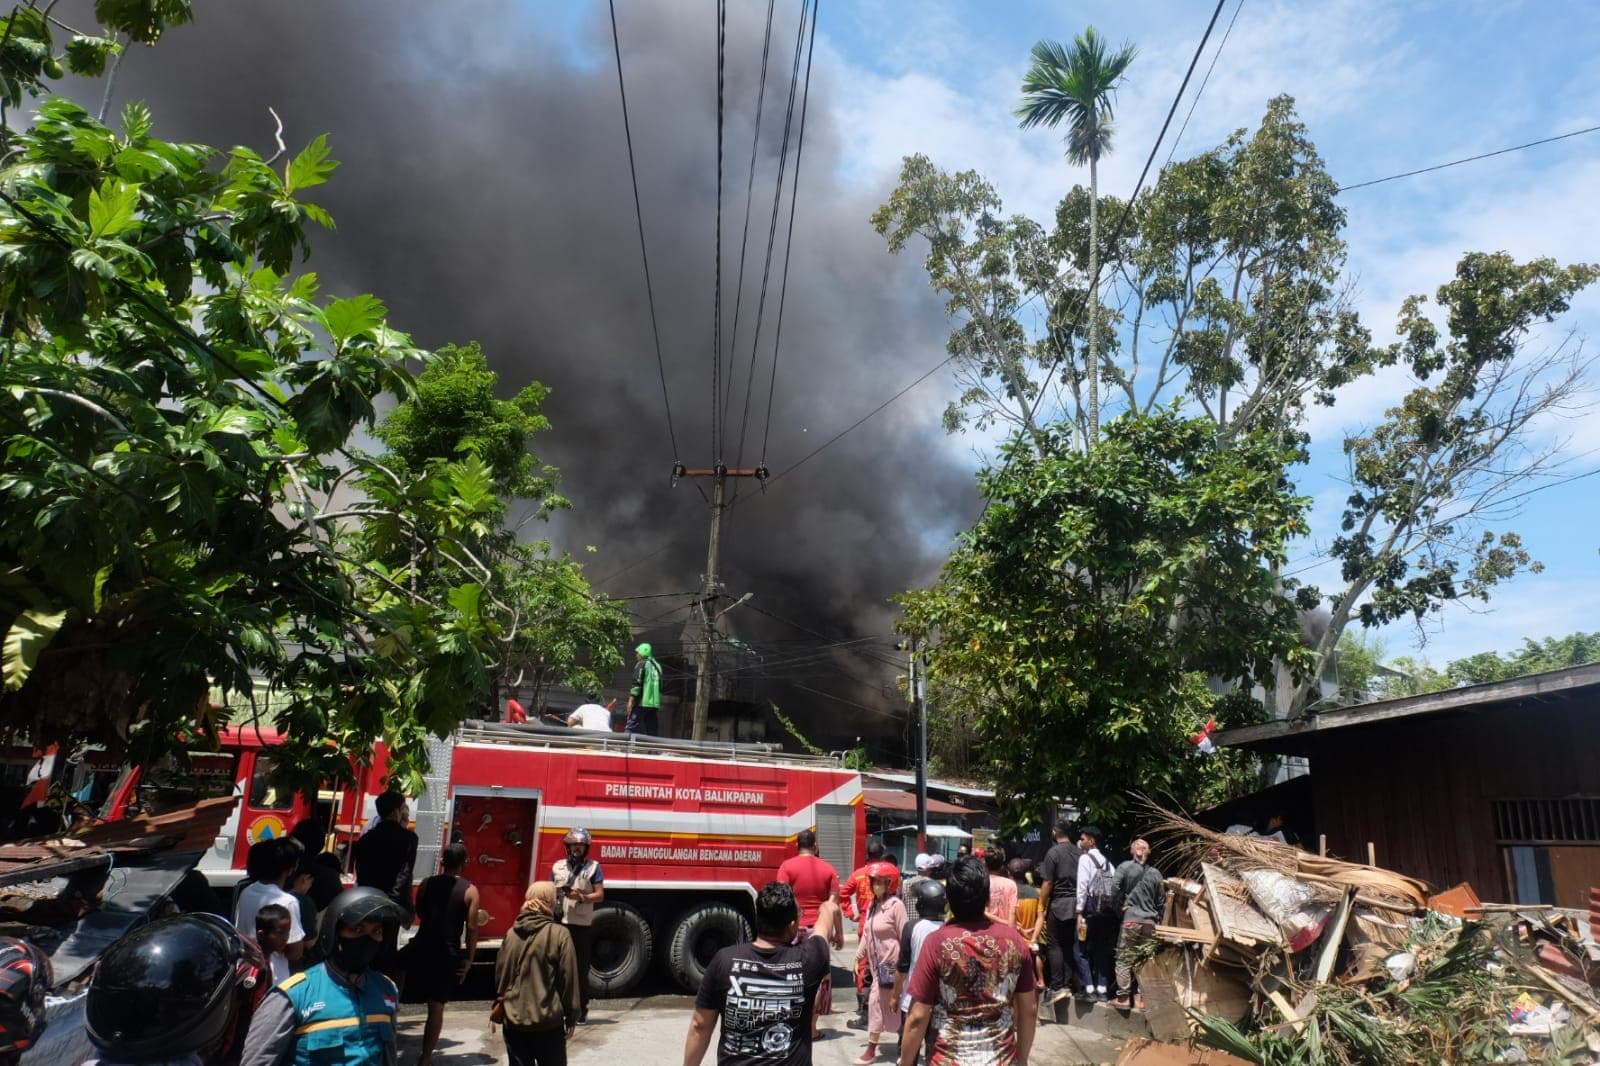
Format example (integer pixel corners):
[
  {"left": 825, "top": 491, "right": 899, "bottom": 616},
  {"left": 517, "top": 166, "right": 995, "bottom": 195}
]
[
  {"left": 0, "top": 795, "right": 240, "bottom": 888},
  {"left": 862, "top": 788, "right": 972, "bottom": 816},
  {"left": 863, "top": 772, "right": 995, "bottom": 800},
  {"left": 1216, "top": 661, "right": 1600, "bottom": 755}
]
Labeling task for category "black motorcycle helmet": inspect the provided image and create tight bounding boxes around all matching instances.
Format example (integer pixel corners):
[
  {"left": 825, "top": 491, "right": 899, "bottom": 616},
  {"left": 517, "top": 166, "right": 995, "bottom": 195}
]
[
  {"left": 85, "top": 913, "right": 261, "bottom": 1063},
  {"left": 0, "top": 936, "right": 50, "bottom": 1063},
  {"left": 317, "top": 886, "right": 406, "bottom": 958},
  {"left": 913, "top": 877, "right": 948, "bottom": 920}
]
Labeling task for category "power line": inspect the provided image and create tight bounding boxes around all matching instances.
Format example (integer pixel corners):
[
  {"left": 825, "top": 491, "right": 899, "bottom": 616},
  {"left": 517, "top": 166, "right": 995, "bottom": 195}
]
[
  {"left": 759, "top": 0, "right": 820, "bottom": 467},
  {"left": 606, "top": 0, "right": 680, "bottom": 461},
  {"left": 736, "top": 353, "right": 956, "bottom": 498},
  {"left": 1165, "top": 0, "right": 1244, "bottom": 167},
  {"left": 711, "top": 0, "right": 729, "bottom": 461},
  {"left": 594, "top": 542, "right": 673, "bottom": 587},
  {"left": 1337, "top": 123, "right": 1600, "bottom": 193},
  {"left": 733, "top": 0, "right": 814, "bottom": 473},
  {"left": 721, "top": 0, "right": 780, "bottom": 444}
]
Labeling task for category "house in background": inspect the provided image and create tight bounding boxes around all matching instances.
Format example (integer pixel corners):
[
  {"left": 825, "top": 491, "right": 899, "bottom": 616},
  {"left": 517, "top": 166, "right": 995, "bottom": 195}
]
[{"left": 1216, "top": 662, "right": 1600, "bottom": 908}]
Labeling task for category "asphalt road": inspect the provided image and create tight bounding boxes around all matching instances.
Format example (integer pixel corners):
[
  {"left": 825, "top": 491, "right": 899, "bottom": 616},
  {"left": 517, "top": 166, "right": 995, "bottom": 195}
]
[{"left": 397, "top": 945, "right": 1125, "bottom": 1065}]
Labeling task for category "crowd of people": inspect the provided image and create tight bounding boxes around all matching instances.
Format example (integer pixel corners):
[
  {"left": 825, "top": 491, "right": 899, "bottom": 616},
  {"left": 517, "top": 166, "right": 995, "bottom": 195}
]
[
  {"left": 0, "top": 801, "right": 1177, "bottom": 1066},
  {"left": 0, "top": 792, "right": 613, "bottom": 1066},
  {"left": 686, "top": 821, "right": 1169, "bottom": 1066}
]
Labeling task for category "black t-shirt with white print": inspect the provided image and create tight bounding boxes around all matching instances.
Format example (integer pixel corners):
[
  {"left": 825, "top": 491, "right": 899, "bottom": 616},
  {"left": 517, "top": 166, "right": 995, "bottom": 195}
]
[{"left": 695, "top": 935, "right": 830, "bottom": 1065}]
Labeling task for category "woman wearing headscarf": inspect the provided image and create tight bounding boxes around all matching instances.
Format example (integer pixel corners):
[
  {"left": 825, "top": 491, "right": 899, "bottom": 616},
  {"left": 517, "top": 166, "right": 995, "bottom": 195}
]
[
  {"left": 494, "top": 882, "right": 581, "bottom": 1066},
  {"left": 855, "top": 862, "right": 906, "bottom": 1064}
]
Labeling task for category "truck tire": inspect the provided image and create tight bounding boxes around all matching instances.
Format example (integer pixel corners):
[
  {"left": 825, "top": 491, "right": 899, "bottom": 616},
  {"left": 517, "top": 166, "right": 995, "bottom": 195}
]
[
  {"left": 667, "top": 904, "right": 752, "bottom": 992},
  {"left": 589, "top": 902, "right": 653, "bottom": 996}
]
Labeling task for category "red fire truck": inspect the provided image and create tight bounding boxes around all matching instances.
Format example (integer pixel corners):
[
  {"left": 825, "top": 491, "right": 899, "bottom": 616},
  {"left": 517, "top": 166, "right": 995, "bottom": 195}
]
[
  {"left": 414, "top": 720, "right": 865, "bottom": 993},
  {"left": 95, "top": 718, "right": 866, "bottom": 994}
]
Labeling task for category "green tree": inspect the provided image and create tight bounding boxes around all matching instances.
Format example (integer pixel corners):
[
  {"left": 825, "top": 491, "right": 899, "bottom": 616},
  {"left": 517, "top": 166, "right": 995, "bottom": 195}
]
[
  {"left": 1016, "top": 27, "right": 1137, "bottom": 444},
  {"left": 1374, "top": 656, "right": 1451, "bottom": 699},
  {"left": 899, "top": 411, "right": 1310, "bottom": 823},
  {"left": 1446, "top": 630, "right": 1600, "bottom": 686},
  {"left": 1331, "top": 630, "right": 1385, "bottom": 704},
  {"left": 356, "top": 343, "right": 629, "bottom": 760},
  {"left": 880, "top": 97, "right": 1598, "bottom": 725},
  {"left": 1285, "top": 253, "right": 1600, "bottom": 713},
  {"left": 877, "top": 97, "right": 1374, "bottom": 457},
  {"left": 0, "top": 4, "right": 611, "bottom": 788}
]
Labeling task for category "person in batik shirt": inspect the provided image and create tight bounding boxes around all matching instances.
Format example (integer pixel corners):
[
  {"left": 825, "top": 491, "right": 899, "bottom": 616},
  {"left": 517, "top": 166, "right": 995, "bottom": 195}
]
[{"left": 898, "top": 856, "right": 1039, "bottom": 1066}]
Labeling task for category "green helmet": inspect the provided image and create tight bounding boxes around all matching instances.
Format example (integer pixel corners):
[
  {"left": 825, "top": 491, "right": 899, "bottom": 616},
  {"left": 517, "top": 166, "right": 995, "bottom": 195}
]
[{"left": 636, "top": 642, "right": 652, "bottom": 657}]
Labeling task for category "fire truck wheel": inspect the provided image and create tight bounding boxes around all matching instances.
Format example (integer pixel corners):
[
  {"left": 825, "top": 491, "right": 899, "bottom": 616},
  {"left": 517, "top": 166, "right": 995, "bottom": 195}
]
[
  {"left": 588, "top": 902, "right": 653, "bottom": 996},
  {"left": 666, "top": 904, "right": 753, "bottom": 992}
]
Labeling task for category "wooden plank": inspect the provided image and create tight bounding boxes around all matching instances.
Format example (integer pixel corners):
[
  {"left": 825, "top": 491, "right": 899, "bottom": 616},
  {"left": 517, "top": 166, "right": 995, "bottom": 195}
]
[
  {"left": 1313, "top": 890, "right": 1353, "bottom": 984},
  {"left": 1153, "top": 925, "right": 1216, "bottom": 944},
  {"left": 1201, "top": 862, "right": 1282, "bottom": 947}
]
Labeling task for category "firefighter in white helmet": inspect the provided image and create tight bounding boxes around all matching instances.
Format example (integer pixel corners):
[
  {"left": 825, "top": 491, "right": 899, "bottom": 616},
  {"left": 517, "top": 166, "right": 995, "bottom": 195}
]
[{"left": 551, "top": 828, "right": 605, "bottom": 1023}]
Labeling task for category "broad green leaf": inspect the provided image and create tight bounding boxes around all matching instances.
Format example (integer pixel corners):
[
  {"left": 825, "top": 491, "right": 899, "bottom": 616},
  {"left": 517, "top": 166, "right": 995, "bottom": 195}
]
[
  {"left": 300, "top": 202, "right": 336, "bottom": 231},
  {"left": 94, "top": 0, "right": 194, "bottom": 45},
  {"left": 285, "top": 134, "right": 338, "bottom": 194},
  {"left": 3, "top": 609, "right": 70, "bottom": 691},
  {"left": 447, "top": 583, "right": 483, "bottom": 619},
  {"left": 92, "top": 565, "right": 113, "bottom": 612},
  {"left": 319, "top": 294, "right": 386, "bottom": 343},
  {"left": 88, "top": 178, "right": 140, "bottom": 238},
  {"left": 121, "top": 99, "right": 154, "bottom": 140},
  {"left": 288, "top": 272, "right": 321, "bottom": 301},
  {"left": 66, "top": 35, "right": 120, "bottom": 78}
]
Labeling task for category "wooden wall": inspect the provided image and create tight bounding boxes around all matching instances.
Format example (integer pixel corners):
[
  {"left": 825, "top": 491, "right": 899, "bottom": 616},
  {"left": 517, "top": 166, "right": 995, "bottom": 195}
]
[{"left": 1304, "top": 692, "right": 1600, "bottom": 902}]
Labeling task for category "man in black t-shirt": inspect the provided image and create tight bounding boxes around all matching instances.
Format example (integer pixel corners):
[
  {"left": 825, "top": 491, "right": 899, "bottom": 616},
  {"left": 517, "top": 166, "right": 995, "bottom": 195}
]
[
  {"left": 1036, "top": 820, "right": 1083, "bottom": 1002},
  {"left": 684, "top": 882, "right": 841, "bottom": 1066}
]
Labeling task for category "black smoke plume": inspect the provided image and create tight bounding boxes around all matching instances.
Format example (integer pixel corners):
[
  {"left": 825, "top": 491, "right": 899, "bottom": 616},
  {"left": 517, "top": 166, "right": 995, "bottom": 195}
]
[{"left": 81, "top": 1, "right": 980, "bottom": 749}]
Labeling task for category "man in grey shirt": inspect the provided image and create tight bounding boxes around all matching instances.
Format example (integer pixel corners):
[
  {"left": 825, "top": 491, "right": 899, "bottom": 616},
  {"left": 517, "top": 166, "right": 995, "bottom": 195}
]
[{"left": 1110, "top": 838, "right": 1166, "bottom": 1009}]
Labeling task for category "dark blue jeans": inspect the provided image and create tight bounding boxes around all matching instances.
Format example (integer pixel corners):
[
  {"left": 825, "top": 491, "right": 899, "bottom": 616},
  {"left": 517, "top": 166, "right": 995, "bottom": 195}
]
[{"left": 626, "top": 706, "right": 659, "bottom": 736}]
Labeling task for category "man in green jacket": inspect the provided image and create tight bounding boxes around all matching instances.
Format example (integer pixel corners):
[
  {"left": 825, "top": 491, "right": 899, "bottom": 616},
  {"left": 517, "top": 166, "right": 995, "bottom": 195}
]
[
  {"left": 625, "top": 642, "right": 662, "bottom": 736},
  {"left": 495, "top": 882, "right": 581, "bottom": 1066}
]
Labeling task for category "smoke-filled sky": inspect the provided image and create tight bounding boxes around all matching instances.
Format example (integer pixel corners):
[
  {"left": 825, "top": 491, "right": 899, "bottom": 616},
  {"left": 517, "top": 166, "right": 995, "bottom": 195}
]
[
  {"left": 46, "top": 0, "right": 1600, "bottom": 744},
  {"left": 76, "top": 0, "right": 976, "bottom": 745}
]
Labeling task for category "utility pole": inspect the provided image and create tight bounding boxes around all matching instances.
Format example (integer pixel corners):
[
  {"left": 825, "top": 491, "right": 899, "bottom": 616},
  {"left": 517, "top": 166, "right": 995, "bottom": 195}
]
[
  {"left": 910, "top": 638, "right": 928, "bottom": 856},
  {"left": 674, "top": 463, "right": 765, "bottom": 741}
]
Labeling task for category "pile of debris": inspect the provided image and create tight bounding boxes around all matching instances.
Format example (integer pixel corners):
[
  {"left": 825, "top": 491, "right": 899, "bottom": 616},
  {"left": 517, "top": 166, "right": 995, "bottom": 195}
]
[{"left": 1132, "top": 811, "right": 1599, "bottom": 1064}]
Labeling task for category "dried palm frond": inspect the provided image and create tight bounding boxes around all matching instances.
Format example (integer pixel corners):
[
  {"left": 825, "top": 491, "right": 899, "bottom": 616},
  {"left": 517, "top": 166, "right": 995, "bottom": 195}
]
[{"left": 1141, "top": 800, "right": 1428, "bottom": 908}]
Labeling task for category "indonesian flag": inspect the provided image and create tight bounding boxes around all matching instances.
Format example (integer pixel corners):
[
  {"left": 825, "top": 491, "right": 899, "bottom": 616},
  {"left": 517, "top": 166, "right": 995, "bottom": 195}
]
[{"left": 1190, "top": 718, "right": 1219, "bottom": 755}]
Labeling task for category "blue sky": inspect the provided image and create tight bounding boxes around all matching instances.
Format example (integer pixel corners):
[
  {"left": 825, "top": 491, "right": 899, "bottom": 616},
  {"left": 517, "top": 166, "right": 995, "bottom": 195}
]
[{"left": 537, "top": 0, "right": 1600, "bottom": 666}]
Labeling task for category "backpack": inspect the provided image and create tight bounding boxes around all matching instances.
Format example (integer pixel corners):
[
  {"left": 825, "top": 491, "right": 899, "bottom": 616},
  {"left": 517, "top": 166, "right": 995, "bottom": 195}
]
[{"left": 1083, "top": 854, "right": 1118, "bottom": 918}]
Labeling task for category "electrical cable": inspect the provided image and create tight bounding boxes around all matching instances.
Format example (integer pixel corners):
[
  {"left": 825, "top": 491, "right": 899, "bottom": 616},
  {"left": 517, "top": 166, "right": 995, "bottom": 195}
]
[
  {"left": 759, "top": 0, "right": 819, "bottom": 468},
  {"left": 720, "top": 0, "right": 780, "bottom": 442},
  {"left": 731, "top": 353, "right": 956, "bottom": 503},
  {"left": 732, "top": 0, "right": 814, "bottom": 473},
  {"left": 1165, "top": 0, "right": 1244, "bottom": 167},
  {"left": 607, "top": 0, "right": 681, "bottom": 461},
  {"left": 594, "top": 542, "right": 674, "bottom": 587},
  {"left": 711, "top": 0, "right": 729, "bottom": 462},
  {"left": 1337, "top": 123, "right": 1600, "bottom": 193}
]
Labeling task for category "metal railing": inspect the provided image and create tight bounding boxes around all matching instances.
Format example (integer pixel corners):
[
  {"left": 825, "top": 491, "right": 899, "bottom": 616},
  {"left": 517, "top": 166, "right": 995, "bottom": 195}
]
[{"left": 456, "top": 719, "right": 844, "bottom": 768}]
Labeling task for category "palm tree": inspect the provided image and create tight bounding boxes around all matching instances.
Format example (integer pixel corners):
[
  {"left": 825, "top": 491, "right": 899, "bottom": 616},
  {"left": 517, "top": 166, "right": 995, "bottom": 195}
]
[{"left": 1016, "top": 28, "right": 1137, "bottom": 448}]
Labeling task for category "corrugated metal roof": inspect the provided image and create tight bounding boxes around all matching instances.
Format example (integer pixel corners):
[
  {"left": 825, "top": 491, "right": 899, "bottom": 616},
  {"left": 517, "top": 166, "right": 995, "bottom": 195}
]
[
  {"left": 862, "top": 788, "right": 971, "bottom": 816},
  {"left": 0, "top": 795, "right": 238, "bottom": 889},
  {"left": 864, "top": 772, "right": 996, "bottom": 800}
]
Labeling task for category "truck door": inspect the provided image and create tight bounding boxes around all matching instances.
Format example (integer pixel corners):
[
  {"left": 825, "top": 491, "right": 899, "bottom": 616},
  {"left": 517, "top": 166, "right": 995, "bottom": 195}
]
[
  {"left": 451, "top": 790, "right": 540, "bottom": 937},
  {"left": 235, "top": 753, "right": 299, "bottom": 868}
]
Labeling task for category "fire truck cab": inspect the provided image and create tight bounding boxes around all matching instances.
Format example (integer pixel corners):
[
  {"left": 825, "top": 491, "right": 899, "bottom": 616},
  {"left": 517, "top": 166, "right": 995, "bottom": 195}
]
[{"left": 409, "top": 721, "right": 865, "bottom": 994}]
